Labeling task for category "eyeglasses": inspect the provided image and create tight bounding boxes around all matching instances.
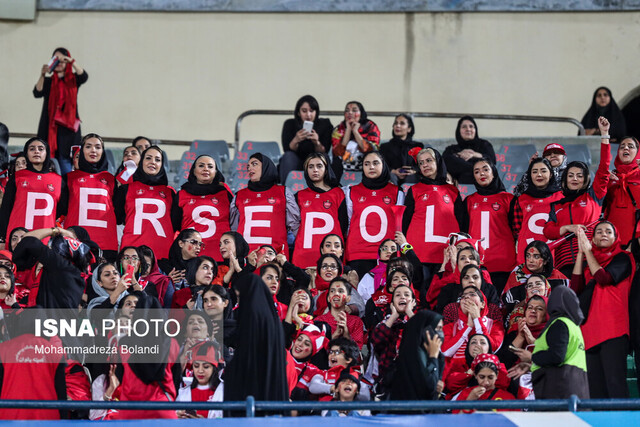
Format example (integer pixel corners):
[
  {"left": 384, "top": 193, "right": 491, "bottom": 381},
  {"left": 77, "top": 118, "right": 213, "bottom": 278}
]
[
  {"left": 183, "top": 239, "right": 206, "bottom": 249},
  {"left": 321, "top": 264, "right": 338, "bottom": 271},
  {"left": 329, "top": 349, "right": 344, "bottom": 355},
  {"left": 122, "top": 255, "right": 139, "bottom": 261}
]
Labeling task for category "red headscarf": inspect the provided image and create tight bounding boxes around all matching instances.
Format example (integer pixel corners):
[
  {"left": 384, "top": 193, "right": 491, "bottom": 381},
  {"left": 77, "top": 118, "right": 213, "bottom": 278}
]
[
  {"left": 589, "top": 221, "right": 624, "bottom": 272},
  {"left": 470, "top": 353, "right": 501, "bottom": 371},
  {"left": 47, "top": 52, "right": 80, "bottom": 156},
  {"left": 610, "top": 142, "right": 640, "bottom": 208}
]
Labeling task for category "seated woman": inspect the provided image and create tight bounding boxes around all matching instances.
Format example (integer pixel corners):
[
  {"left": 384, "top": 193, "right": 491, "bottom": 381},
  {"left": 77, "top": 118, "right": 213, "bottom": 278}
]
[
  {"left": 451, "top": 354, "right": 515, "bottom": 410},
  {"left": 502, "top": 240, "right": 568, "bottom": 315},
  {"left": 178, "top": 310, "right": 213, "bottom": 374},
  {"left": 443, "top": 333, "right": 509, "bottom": 398},
  {"left": 283, "top": 287, "right": 316, "bottom": 343},
  {"left": 364, "top": 263, "right": 414, "bottom": 331},
  {"left": 279, "top": 95, "right": 333, "bottom": 184},
  {"left": 288, "top": 325, "right": 328, "bottom": 401},
  {"left": 442, "top": 116, "right": 496, "bottom": 185},
  {"left": 159, "top": 229, "right": 204, "bottom": 291},
  {"left": 176, "top": 341, "right": 223, "bottom": 419},
  {"left": 331, "top": 101, "right": 380, "bottom": 173},
  {"left": 314, "top": 278, "right": 366, "bottom": 349},
  {"left": 319, "top": 233, "right": 359, "bottom": 283},
  {"left": 437, "top": 263, "right": 501, "bottom": 317},
  {"left": 581, "top": 87, "right": 626, "bottom": 142},
  {"left": 379, "top": 114, "right": 423, "bottom": 186},
  {"left": 369, "top": 284, "right": 416, "bottom": 390},
  {"left": 498, "top": 294, "right": 548, "bottom": 369},
  {"left": 321, "top": 369, "right": 372, "bottom": 417},
  {"left": 442, "top": 287, "right": 504, "bottom": 364},
  {"left": 312, "top": 253, "right": 364, "bottom": 317},
  {"left": 171, "top": 256, "right": 217, "bottom": 309},
  {"left": 504, "top": 274, "right": 550, "bottom": 333},
  {"left": 137, "top": 245, "right": 172, "bottom": 308}
]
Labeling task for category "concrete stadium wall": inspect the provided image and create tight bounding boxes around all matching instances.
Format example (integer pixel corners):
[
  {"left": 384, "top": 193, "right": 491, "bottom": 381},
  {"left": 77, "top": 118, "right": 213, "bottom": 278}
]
[{"left": 1, "top": 11, "right": 639, "bottom": 151}]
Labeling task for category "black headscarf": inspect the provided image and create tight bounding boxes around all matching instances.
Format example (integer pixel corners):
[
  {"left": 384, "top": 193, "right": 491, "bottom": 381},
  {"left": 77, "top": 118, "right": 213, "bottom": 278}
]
[
  {"left": 78, "top": 135, "right": 109, "bottom": 174},
  {"left": 417, "top": 148, "right": 449, "bottom": 185},
  {"left": 520, "top": 158, "right": 561, "bottom": 199},
  {"left": 544, "top": 285, "right": 584, "bottom": 328},
  {"left": 472, "top": 157, "right": 506, "bottom": 195},
  {"left": 132, "top": 146, "right": 168, "bottom": 186},
  {"left": 390, "top": 310, "right": 444, "bottom": 401},
  {"left": 454, "top": 116, "right": 492, "bottom": 152},
  {"left": 556, "top": 161, "right": 591, "bottom": 204},
  {"left": 247, "top": 153, "right": 279, "bottom": 192},
  {"left": 119, "top": 293, "right": 173, "bottom": 384},
  {"left": 361, "top": 152, "right": 392, "bottom": 190},
  {"left": 180, "top": 154, "right": 227, "bottom": 196},
  {"left": 580, "top": 86, "right": 627, "bottom": 140},
  {"left": 303, "top": 153, "right": 340, "bottom": 192},
  {"left": 464, "top": 333, "right": 493, "bottom": 367},
  {"left": 23, "top": 137, "right": 54, "bottom": 173},
  {"left": 223, "top": 231, "right": 250, "bottom": 269},
  {"left": 224, "top": 274, "right": 288, "bottom": 410}
]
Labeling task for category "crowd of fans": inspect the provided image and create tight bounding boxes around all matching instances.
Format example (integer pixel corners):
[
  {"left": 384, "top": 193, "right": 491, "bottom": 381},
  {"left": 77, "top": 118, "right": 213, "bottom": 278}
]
[{"left": 0, "top": 49, "right": 637, "bottom": 420}]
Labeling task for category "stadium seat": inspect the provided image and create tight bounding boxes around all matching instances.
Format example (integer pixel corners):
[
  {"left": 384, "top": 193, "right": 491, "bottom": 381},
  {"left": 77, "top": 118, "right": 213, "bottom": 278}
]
[
  {"left": 105, "top": 149, "right": 117, "bottom": 174},
  {"left": 495, "top": 144, "right": 537, "bottom": 175},
  {"left": 401, "top": 182, "right": 415, "bottom": 194},
  {"left": 457, "top": 183, "right": 477, "bottom": 199},
  {"left": 284, "top": 170, "right": 307, "bottom": 193},
  {"left": 340, "top": 170, "right": 362, "bottom": 187},
  {"left": 176, "top": 150, "right": 195, "bottom": 187},
  {"left": 191, "top": 140, "right": 230, "bottom": 173},
  {"left": 501, "top": 170, "right": 524, "bottom": 194},
  {"left": 240, "top": 141, "right": 281, "bottom": 165},
  {"left": 564, "top": 144, "right": 592, "bottom": 165},
  {"left": 228, "top": 154, "right": 250, "bottom": 192}
]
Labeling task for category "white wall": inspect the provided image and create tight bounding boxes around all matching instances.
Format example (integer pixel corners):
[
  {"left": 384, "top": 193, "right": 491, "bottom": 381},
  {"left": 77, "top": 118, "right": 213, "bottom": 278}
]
[{"left": 1, "top": 11, "right": 638, "bottom": 151}]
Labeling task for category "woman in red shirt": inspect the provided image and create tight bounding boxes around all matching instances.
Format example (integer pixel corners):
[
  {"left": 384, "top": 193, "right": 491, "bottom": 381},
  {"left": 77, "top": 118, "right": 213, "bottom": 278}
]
[
  {"left": 452, "top": 354, "right": 515, "bottom": 410},
  {"left": 314, "top": 278, "right": 365, "bottom": 349}
]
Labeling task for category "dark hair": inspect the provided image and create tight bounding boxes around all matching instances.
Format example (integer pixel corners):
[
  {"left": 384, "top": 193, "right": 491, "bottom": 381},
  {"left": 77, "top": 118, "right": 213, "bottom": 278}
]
[
  {"left": 327, "top": 337, "right": 361, "bottom": 367},
  {"left": 377, "top": 239, "right": 397, "bottom": 258},
  {"left": 317, "top": 253, "right": 343, "bottom": 276},
  {"left": 294, "top": 95, "right": 320, "bottom": 122},
  {"left": 168, "top": 229, "right": 201, "bottom": 265},
  {"left": 116, "top": 246, "right": 139, "bottom": 275},
  {"left": 186, "top": 256, "right": 217, "bottom": 286},
  {"left": 259, "top": 263, "right": 282, "bottom": 294},
  {"left": 392, "top": 114, "right": 415, "bottom": 138},
  {"left": 460, "top": 264, "right": 482, "bottom": 283},
  {"left": 132, "top": 136, "right": 152, "bottom": 148},
  {"left": 474, "top": 361, "right": 499, "bottom": 375},
  {"left": 96, "top": 263, "right": 118, "bottom": 283},
  {"left": 392, "top": 283, "right": 416, "bottom": 301},
  {"left": 290, "top": 286, "right": 314, "bottom": 314},
  {"left": 52, "top": 47, "right": 70, "bottom": 57},
  {"left": 0, "top": 265, "right": 15, "bottom": 295},
  {"left": 202, "top": 285, "right": 232, "bottom": 319},
  {"left": 455, "top": 116, "right": 479, "bottom": 144},
  {"left": 7, "top": 227, "right": 28, "bottom": 253},
  {"left": 456, "top": 246, "right": 479, "bottom": 266},
  {"left": 459, "top": 286, "right": 483, "bottom": 301},
  {"left": 344, "top": 101, "right": 368, "bottom": 124},
  {"left": 386, "top": 257, "right": 413, "bottom": 281},
  {"left": 182, "top": 310, "right": 213, "bottom": 339},
  {"left": 7, "top": 153, "right": 26, "bottom": 178},
  {"left": 524, "top": 240, "right": 554, "bottom": 277},
  {"left": 593, "top": 220, "right": 617, "bottom": 239},
  {"left": 81, "top": 133, "right": 104, "bottom": 147},
  {"left": 116, "top": 292, "right": 142, "bottom": 317},
  {"left": 319, "top": 234, "right": 344, "bottom": 259},
  {"left": 385, "top": 266, "right": 412, "bottom": 294},
  {"left": 561, "top": 161, "right": 590, "bottom": 193},
  {"left": 619, "top": 136, "right": 640, "bottom": 150},
  {"left": 137, "top": 245, "right": 155, "bottom": 276},
  {"left": 328, "top": 278, "right": 352, "bottom": 296},
  {"left": 528, "top": 158, "right": 553, "bottom": 182},
  {"left": 464, "top": 333, "right": 492, "bottom": 367},
  {"left": 303, "top": 153, "right": 331, "bottom": 186}
]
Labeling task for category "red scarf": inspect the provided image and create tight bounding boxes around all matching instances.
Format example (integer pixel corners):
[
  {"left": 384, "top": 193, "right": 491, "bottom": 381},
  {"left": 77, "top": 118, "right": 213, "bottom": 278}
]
[
  {"left": 47, "top": 63, "right": 79, "bottom": 156},
  {"left": 507, "top": 295, "right": 549, "bottom": 335},
  {"left": 587, "top": 229, "right": 624, "bottom": 282},
  {"left": 611, "top": 150, "right": 640, "bottom": 207}
]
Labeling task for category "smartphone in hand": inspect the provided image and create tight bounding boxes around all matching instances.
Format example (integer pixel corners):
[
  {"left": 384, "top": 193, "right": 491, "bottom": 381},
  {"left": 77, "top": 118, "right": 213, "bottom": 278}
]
[{"left": 303, "top": 121, "right": 314, "bottom": 133}]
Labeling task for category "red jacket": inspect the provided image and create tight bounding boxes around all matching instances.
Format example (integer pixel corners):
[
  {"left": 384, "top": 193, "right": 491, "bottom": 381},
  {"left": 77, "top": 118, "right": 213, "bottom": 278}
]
[
  {"left": 605, "top": 149, "right": 640, "bottom": 245},
  {"left": 544, "top": 143, "right": 610, "bottom": 269}
]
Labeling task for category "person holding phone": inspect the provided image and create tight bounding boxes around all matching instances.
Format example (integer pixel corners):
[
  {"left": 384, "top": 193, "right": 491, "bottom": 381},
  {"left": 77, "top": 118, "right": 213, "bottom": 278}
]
[
  {"left": 379, "top": 114, "right": 423, "bottom": 186},
  {"left": 159, "top": 229, "right": 204, "bottom": 291},
  {"left": 87, "top": 262, "right": 139, "bottom": 322},
  {"left": 279, "top": 95, "right": 333, "bottom": 184},
  {"left": 34, "top": 48, "right": 87, "bottom": 175}
]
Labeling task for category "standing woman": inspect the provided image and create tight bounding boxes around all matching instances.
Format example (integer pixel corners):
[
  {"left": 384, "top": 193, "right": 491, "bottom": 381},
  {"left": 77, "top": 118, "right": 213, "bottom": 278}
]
[
  {"left": 230, "top": 153, "right": 300, "bottom": 254},
  {"left": 544, "top": 117, "right": 611, "bottom": 277},
  {"left": 344, "top": 151, "right": 404, "bottom": 278},
  {"left": 510, "top": 158, "right": 563, "bottom": 265},
  {"left": 63, "top": 133, "right": 118, "bottom": 261},
  {"left": 402, "top": 148, "right": 463, "bottom": 281},
  {"left": 580, "top": 87, "right": 626, "bottom": 142},
  {"left": 331, "top": 101, "right": 381, "bottom": 174},
  {"left": 293, "top": 153, "right": 347, "bottom": 268},
  {"left": 603, "top": 135, "right": 640, "bottom": 246},
  {"left": 172, "top": 155, "right": 233, "bottom": 262},
  {"left": 279, "top": 95, "right": 333, "bottom": 183},
  {"left": 0, "top": 138, "right": 67, "bottom": 242},
  {"left": 443, "top": 116, "right": 496, "bottom": 185},
  {"left": 461, "top": 158, "right": 516, "bottom": 293},
  {"left": 379, "top": 114, "right": 423, "bottom": 186},
  {"left": 572, "top": 223, "right": 634, "bottom": 398},
  {"left": 34, "top": 48, "right": 87, "bottom": 174},
  {"left": 115, "top": 146, "right": 176, "bottom": 260}
]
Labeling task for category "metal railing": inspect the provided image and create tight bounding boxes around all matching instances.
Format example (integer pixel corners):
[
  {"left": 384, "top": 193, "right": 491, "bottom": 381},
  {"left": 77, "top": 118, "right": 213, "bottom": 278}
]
[
  {"left": 234, "top": 110, "right": 586, "bottom": 152},
  {"left": 1, "top": 396, "right": 639, "bottom": 417},
  {"left": 9, "top": 133, "right": 193, "bottom": 147}
]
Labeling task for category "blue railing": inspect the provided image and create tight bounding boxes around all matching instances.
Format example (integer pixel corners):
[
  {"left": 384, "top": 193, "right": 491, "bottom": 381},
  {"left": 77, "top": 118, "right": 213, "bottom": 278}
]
[{"left": 1, "top": 396, "right": 640, "bottom": 416}]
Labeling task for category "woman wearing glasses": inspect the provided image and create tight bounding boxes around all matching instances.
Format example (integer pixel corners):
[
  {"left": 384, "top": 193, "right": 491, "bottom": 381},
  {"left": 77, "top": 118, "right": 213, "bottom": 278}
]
[
  {"left": 159, "top": 229, "right": 204, "bottom": 291},
  {"left": 172, "top": 155, "right": 233, "bottom": 263}
]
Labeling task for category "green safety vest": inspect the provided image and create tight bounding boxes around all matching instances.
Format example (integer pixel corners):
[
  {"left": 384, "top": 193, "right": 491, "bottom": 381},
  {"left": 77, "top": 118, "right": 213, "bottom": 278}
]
[{"left": 531, "top": 317, "right": 587, "bottom": 373}]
